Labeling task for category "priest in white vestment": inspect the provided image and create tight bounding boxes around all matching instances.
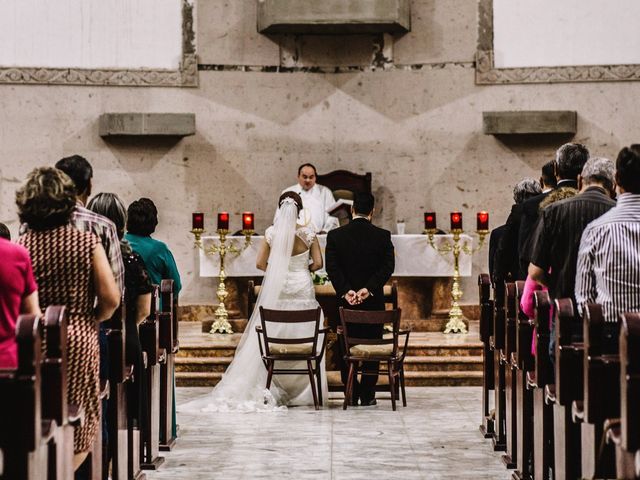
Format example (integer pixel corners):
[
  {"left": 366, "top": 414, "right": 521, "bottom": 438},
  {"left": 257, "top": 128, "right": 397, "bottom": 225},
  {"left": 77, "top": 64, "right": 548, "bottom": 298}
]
[{"left": 281, "top": 163, "right": 340, "bottom": 233}]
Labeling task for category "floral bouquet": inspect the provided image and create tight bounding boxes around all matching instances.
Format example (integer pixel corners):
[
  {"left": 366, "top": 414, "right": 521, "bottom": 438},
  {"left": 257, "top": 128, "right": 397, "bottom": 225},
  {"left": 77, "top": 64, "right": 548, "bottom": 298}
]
[{"left": 311, "top": 271, "right": 329, "bottom": 285}]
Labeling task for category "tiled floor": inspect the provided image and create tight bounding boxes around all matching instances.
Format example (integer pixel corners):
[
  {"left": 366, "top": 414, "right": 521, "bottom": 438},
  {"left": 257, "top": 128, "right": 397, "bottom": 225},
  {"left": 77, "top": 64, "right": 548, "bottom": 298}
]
[{"left": 147, "top": 387, "right": 512, "bottom": 480}]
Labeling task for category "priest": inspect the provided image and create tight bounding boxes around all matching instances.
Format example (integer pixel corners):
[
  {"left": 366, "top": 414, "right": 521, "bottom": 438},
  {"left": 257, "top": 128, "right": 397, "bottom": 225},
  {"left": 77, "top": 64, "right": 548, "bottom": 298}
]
[{"left": 281, "top": 163, "right": 339, "bottom": 233}]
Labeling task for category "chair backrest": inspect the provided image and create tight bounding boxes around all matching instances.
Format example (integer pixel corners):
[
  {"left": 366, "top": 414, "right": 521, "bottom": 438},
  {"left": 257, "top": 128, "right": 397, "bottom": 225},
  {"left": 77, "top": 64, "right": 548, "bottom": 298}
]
[
  {"left": 316, "top": 170, "right": 372, "bottom": 200},
  {"left": 339, "top": 307, "right": 401, "bottom": 357},
  {"left": 259, "top": 307, "right": 322, "bottom": 356}
]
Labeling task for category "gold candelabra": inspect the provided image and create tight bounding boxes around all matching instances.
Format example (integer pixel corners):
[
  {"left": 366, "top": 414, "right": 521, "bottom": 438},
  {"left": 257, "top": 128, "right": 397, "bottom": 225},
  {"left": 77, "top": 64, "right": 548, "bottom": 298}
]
[
  {"left": 425, "top": 228, "right": 489, "bottom": 334},
  {"left": 191, "top": 228, "right": 254, "bottom": 334}
]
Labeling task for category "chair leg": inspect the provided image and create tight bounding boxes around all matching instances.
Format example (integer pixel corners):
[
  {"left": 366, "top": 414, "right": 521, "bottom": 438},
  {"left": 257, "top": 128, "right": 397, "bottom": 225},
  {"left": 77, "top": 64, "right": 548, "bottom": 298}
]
[
  {"left": 265, "top": 361, "right": 274, "bottom": 390},
  {"left": 343, "top": 363, "right": 355, "bottom": 410},
  {"left": 307, "top": 360, "right": 319, "bottom": 410},
  {"left": 400, "top": 367, "right": 407, "bottom": 407},
  {"left": 315, "top": 364, "right": 323, "bottom": 407},
  {"left": 388, "top": 361, "right": 396, "bottom": 411}
]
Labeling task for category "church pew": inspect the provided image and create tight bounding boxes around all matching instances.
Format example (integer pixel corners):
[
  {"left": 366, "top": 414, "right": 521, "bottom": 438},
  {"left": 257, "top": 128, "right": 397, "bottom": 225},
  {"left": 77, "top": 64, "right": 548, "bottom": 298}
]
[
  {"left": 574, "top": 304, "right": 618, "bottom": 479},
  {"left": 502, "top": 282, "right": 518, "bottom": 469},
  {"left": 492, "top": 281, "right": 508, "bottom": 451},
  {"left": 159, "top": 279, "right": 178, "bottom": 451},
  {"left": 552, "top": 298, "right": 583, "bottom": 480},
  {"left": 107, "top": 297, "right": 133, "bottom": 480},
  {"left": 479, "top": 274, "right": 495, "bottom": 439},
  {"left": 0, "top": 315, "right": 49, "bottom": 479},
  {"left": 530, "top": 291, "right": 554, "bottom": 480},
  {"left": 605, "top": 312, "right": 640, "bottom": 479},
  {"left": 139, "top": 285, "right": 165, "bottom": 471},
  {"left": 514, "top": 280, "right": 534, "bottom": 480},
  {"left": 41, "top": 306, "right": 84, "bottom": 480}
]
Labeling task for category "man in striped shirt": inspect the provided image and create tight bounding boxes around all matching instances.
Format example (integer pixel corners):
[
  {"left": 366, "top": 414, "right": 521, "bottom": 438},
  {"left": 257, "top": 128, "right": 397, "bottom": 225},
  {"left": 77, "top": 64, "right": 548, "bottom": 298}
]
[{"left": 576, "top": 145, "right": 640, "bottom": 350}]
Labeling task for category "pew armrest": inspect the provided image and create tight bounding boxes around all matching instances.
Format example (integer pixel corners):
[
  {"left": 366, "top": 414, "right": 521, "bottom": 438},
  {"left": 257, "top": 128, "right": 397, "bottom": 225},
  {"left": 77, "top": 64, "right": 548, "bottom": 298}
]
[
  {"left": 158, "top": 348, "right": 167, "bottom": 364},
  {"left": 41, "top": 419, "right": 58, "bottom": 444},
  {"left": 571, "top": 400, "right": 584, "bottom": 423},
  {"left": 124, "top": 364, "right": 134, "bottom": 382},
  {"left": 99, "top": 379, "right": 110, "bottom": 400},
  {"left": 544, "top": 384, "right": 556, "bottom": 405},
  {"left": 68, "top": 404, "right": 85, "bottom": 428},
  {"left": 142, "top": 351, "right": 148, "bottom": 369},
  {"left": 604, "top": 418, "right": 622, "bottom": 446},
  {"left": 526, "top": 371, "right": 537, "bottom": 389}
]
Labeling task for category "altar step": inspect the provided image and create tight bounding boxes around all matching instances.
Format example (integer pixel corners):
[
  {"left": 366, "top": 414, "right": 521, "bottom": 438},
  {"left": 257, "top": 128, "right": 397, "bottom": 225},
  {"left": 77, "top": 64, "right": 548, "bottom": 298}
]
[{"left": 175, "top": 321, "right": 483, "bottom": 387}]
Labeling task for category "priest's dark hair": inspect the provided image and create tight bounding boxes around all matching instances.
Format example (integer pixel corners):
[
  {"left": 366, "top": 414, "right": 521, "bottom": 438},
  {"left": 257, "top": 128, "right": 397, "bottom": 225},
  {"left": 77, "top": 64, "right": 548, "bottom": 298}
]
[
  {"left": 55, "top": 154, "right": 93, "bottom": 196},
  {"left": 0, "top": 222, "right": 10, "bottom": 240},
  {"left": 353, "top": 192, "right": 375, "bottom": 215},
  {"left": 297, "top": 163, "right": 317, "bottom": 175},
  {"left": 616, "top": 144, "right": 640, "bottom": 194},
  {"left": 127, "top": 197, "right": 158, "bottom": 236}
]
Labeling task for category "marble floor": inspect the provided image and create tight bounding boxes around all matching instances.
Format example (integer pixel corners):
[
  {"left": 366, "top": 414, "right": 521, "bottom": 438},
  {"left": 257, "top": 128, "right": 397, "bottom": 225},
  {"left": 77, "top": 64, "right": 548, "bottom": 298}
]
[{"left": 147, "top": 387, "right": 511, "bottom": 480}]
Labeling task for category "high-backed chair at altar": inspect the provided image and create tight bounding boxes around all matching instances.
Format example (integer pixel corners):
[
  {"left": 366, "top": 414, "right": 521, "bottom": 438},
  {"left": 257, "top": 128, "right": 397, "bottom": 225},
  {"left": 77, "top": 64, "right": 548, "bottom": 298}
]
[
  {"left": 552, "top": 298, "right": 583, "bottom": 480},
  {"left": 514, "top": 280, "right": 535, "bottom": 480},
  {"left": 316, "top": 170, "right": 372, "bottom": 224},
  {"left": 575, "top": 304, "right": 618, "bottom": 479},
  {"left": 0, "top": 315, "right": 49, "bottom": 479},
  {"left": 159, "top": 279, "right": 179, "bottom": 451},
  {"left": 478, "top": 273, "right": 495, "bottom": 439},
  {"left": 605, "top": 312, "right": 640, "bottom": 479},
  {"left": 492, "top": 280, "right": 507, "bottom": 452},
  {"left": 139, "top": 285, "right": 164, "bottom": 471},
  {"left": 338, "top": 308, "right": 409, "bottom": 411},
  {"left": 503, "top": 282, "right": 518, "bottom": 469},
  {"left": 531, "top": 291, "right": 554, "bottom": 480}
]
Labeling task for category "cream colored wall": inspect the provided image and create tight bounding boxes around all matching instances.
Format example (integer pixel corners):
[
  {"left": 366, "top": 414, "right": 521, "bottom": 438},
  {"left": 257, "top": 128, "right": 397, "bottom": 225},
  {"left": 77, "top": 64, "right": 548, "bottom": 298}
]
[{"left": 1, "top": 0, "right": 638, "bottom": 305}]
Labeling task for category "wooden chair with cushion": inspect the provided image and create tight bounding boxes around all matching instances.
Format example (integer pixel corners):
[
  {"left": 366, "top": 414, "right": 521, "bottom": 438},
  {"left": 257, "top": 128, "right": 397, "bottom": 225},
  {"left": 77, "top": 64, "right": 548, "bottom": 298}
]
[
  {"left": 255, "top": 307, "right": 328, "bottom": 410},
  {"left": 316, "top": 170, "right": 372, "bottom": 225},
  {"left": 338, "top": 307, "right": 409, "bottom": 411}
]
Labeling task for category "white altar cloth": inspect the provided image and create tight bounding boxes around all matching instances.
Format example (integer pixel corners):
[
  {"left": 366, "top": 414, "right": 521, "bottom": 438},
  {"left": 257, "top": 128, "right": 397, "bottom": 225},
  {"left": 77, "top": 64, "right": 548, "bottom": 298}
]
[{"left": 198, "top": 234, "right": 472, "bottom": 277}]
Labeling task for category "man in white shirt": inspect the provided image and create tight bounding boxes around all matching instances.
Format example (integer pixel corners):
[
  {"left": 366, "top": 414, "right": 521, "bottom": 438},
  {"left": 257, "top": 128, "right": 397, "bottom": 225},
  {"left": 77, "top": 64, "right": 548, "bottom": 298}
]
[{"left": 281, "top": 163, "right": 339, "bottom": 233}]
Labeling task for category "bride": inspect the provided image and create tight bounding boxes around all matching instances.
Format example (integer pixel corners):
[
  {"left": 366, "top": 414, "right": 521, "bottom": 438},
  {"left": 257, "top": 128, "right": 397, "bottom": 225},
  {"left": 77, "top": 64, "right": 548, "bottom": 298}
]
[{"left": 182, "top": 192, "right": 328, "bottom": 412}]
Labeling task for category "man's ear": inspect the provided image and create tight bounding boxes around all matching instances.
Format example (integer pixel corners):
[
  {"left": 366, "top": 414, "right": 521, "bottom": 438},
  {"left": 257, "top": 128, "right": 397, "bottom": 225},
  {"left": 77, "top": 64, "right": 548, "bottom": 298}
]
[
  {"left": 554, "top": 162, "right": 559, "bottom": 180},
  {"left": 86, "top": 178, "right": 93, "bottom": 198},
  {"left": 577, "top": 175, "right": 583, "bottom": 191}
]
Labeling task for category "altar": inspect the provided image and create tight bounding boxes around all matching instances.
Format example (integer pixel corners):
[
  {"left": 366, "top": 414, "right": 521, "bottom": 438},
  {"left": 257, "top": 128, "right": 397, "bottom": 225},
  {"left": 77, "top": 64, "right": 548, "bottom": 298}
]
[{"left": 198, "top": 234, "right": 473, "bottom": 330}]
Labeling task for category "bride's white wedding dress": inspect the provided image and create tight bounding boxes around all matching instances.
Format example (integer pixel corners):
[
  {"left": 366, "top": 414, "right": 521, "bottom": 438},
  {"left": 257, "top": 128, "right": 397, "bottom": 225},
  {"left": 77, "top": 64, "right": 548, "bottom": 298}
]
[{"left": 180, "top": 198, "right": 328, "bottom": 413}]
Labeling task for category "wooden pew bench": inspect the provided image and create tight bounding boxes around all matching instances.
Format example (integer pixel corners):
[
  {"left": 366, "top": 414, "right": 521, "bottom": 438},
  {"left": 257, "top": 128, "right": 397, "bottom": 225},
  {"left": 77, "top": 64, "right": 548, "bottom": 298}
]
[
  {"left": 503, "top": 282, "right": 518, "bottom": 469},
  {"left": 159, "top": 279, "right": 179, "bottom": 451},
  {"left": 492, "top": 281, "right": 508, "bottom": 452},
  {"left": 478, "top": 273, "right": 495, "bottom": 439}
]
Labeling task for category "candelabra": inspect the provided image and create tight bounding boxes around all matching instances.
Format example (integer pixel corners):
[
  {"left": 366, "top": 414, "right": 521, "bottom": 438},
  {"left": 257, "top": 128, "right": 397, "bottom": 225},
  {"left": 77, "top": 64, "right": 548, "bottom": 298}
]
[
  {"left": 191, "top": 228, "right": 254, "bottom": 334},
  {"left": 425, "top": 227, "right": 489, "bottom": 333}
]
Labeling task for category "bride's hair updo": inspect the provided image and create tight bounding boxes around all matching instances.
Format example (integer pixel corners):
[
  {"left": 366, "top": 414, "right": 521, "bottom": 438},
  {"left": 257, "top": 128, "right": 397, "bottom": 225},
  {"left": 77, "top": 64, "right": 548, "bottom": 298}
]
[{"left": 278, "top": 191, "right": 303, "bottom": 213}]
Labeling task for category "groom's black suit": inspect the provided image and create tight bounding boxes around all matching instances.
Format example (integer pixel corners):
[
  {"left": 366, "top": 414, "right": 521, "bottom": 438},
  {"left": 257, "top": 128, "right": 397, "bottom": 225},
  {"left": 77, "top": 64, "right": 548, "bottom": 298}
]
[{"left": 325, "top": 217, "right": 395, "bottom": 403}]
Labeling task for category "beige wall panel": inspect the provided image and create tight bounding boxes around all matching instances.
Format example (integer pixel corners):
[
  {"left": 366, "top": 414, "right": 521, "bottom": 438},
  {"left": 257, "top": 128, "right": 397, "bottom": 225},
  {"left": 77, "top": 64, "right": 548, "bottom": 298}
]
[{"left": 394, "top": 0, "right": 476, "bottom": 65}]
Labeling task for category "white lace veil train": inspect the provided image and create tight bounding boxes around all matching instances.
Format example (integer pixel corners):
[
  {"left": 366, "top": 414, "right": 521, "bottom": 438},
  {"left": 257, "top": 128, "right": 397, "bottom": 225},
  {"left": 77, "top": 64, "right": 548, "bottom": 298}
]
[{"left": 180, "top": 198, "right": 299, "bottom": 412}]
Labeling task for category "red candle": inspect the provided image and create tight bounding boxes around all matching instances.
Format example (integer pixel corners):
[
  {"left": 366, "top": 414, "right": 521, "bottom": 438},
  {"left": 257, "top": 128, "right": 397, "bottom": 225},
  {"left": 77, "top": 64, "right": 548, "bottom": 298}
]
[
  {"left": 192, "top": 212, "right": 204, "bottom": 230},
  {"left": 424, "top": 212, "right": 436, "bottom": 230},
  {"left": 450, "top": 211, "right": 463, "bottom": 231},
  {"left": 242, "top": 212, "right": 254, "bottom": 231},
  {"left": 217, "top": 212, "right": 229, "bottom": 231},
  {"left": 477, "top": 211, "right": 489, "bottom": 231}
]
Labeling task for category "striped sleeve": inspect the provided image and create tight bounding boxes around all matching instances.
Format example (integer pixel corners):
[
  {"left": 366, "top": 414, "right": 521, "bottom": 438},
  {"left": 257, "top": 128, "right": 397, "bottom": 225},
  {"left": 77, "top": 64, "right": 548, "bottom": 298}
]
[{"left": 575, "top": 224, "right": 596, "bottom": 317}]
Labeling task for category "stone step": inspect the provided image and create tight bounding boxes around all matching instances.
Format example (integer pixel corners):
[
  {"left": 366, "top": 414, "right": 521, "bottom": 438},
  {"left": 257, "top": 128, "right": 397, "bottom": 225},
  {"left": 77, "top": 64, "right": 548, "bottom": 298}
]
[
  {"left": 175, "top": 355, "right": 483, "bottom": 373},
  {"left": 176, "top": 370, "right": 483, "bottom": 388}
]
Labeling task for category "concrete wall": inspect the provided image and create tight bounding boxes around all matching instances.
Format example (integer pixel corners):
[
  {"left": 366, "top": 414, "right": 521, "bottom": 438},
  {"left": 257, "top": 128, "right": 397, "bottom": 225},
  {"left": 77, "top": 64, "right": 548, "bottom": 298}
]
[{"left": 1, "top": 0, "right": 638, "bottom": 305}]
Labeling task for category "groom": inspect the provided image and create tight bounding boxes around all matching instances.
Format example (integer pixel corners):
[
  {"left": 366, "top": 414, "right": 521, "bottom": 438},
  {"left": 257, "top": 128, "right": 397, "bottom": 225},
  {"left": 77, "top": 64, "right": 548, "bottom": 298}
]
[{"left": 325, "top": 192, "right": 395, "bottom": 406}]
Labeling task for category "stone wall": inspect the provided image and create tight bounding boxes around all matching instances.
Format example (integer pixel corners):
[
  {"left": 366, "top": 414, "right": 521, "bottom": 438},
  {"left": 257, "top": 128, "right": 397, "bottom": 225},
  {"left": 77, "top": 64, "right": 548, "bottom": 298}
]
[{"left": 1, "top": 0, "right": 638, "bottom": 305}]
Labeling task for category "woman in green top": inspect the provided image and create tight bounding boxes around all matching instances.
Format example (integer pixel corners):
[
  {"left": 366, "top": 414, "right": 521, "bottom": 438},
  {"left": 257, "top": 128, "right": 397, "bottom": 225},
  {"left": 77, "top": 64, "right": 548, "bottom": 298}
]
[{"left": 125, "top": 197, "right": 181, "bottom": 440}]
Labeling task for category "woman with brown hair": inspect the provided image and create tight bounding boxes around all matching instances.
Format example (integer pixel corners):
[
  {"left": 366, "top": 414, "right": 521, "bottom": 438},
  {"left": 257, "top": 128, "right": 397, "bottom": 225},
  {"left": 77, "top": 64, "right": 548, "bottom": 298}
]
[{"left": 16, "top": 167, "right": 120, "bottom": 469}]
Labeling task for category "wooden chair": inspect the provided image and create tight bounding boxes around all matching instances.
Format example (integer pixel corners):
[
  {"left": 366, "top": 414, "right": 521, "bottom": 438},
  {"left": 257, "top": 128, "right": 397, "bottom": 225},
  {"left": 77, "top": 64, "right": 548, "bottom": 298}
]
[
  {"left": 159, "top": 279, "right": 178, "bottom": 451},
  {"left": 0, "top": 314, "right": 49, "bottom": 479},
  {"left": 139, "top": 285, "right": 164, "bottom": 471},
  {"left": 552, "top": 298, "right": 583, "bottom": 480},
  {"left": 605, "top": 312, "right": 640, "bottom": 479},
  {"left": 576, "top": 304, "right": 618, "bottom": 479},
  {"left": 338, "top": 308, "right": 409, "bottom": 411},
  {"left": 316, "top": 170, "right": 372, "bottom": 224},
  {"left": 255, "top": 307, "right": 328, "bottom": 410},
  {"left": 492, "top": 280, "right": 508, "bottom": 452},
  {"left": 478, "top": 273, "right": 495, "bottom": 439},
  {"left": 514, "top": 280, "right": 534, "bottom": 480},
  {"left": 530, "top": 291, "right": 554, "bottom": 480}
]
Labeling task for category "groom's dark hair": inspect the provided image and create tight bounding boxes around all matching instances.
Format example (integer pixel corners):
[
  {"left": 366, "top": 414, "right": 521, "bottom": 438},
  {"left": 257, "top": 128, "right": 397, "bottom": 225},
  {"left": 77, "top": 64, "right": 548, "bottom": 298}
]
[{"left": 353, "top": 192, "right": 375, "bottom": 215}]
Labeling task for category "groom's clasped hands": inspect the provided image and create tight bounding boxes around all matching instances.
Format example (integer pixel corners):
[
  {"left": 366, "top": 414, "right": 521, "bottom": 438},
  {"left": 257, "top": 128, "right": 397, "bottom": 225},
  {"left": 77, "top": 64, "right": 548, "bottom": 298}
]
[{"left": 344, "top": 288, "right": 370, "bottom": 306}]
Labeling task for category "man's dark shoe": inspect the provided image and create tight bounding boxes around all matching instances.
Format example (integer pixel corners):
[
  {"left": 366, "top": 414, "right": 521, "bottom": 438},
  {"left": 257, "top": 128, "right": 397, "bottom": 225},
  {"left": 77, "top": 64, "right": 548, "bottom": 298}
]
[
  {"left": 361, "top": 398, "right": 377, "bottom": 407},
  {"left": 350, "top": 396, "right": 359, "bottom": 407}
]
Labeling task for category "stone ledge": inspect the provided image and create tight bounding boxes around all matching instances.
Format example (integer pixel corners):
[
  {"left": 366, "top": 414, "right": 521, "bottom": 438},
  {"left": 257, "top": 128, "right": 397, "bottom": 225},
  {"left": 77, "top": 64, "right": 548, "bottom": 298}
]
[
  {"left": 482, "top": 110, "right": 577, "bottom": 135},
  {"left": 98, "top": 113, "right": 196, "bottom": 137}
]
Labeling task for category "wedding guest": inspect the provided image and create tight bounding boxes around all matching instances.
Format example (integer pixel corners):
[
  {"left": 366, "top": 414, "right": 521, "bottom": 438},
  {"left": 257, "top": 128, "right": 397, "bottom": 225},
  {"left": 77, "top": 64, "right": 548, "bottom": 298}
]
[
  {"left": 87, "top": 193, "right": 152, "bottom": 435},
  {"left": 576, "top": 146, "right": 640, "bottom": 351},
  {"left": 282, "top": 163, "right": 339, "bottom": 233},
  {"left": 0, "top": 236, "right": 40, "bottom": 369},
  {"left": 0, "top": 222, "right": 10, "bottom": 240},
  {"left": 16, "top": 167, "right": 120, "bottom": 470},
  {"left": 518, "top": 143, "right": 590, "bottom": 278}
]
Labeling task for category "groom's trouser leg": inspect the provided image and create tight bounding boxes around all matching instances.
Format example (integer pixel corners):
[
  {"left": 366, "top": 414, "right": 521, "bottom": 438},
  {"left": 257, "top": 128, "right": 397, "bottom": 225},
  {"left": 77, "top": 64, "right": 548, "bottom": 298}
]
[{"left": 357, "top": 323, "right": 384, "bottom": 402}]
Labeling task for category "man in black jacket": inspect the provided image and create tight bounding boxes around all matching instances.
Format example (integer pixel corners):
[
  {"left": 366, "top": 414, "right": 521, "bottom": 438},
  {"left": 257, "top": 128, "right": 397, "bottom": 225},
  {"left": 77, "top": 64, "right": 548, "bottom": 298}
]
[{"left": 325, "top": 192, "right": 395, "bottom": 406}]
